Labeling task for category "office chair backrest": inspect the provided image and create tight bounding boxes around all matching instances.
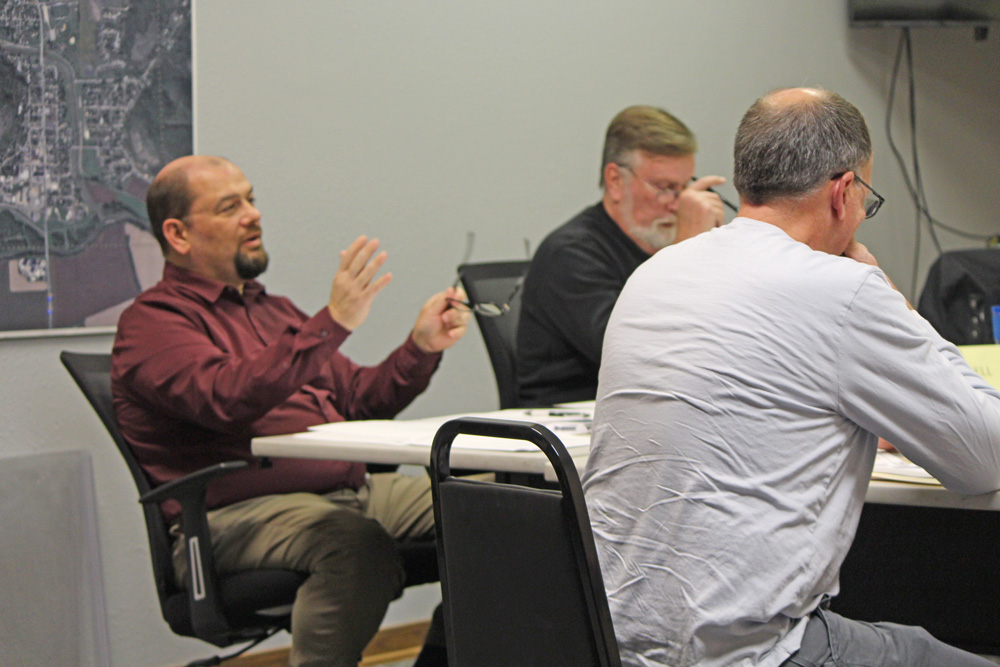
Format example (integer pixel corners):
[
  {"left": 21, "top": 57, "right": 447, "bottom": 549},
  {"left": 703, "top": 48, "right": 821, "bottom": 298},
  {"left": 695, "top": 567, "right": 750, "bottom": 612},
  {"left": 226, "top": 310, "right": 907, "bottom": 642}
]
[
  {"left": 457, "top": 261, "right": 530, "bottom": 409},
  {"left": 917, "top": 248, "right": 1000, "bottom": 345},
  {"left": 59, "top": 352, "right": 182, "bottom": 619},
  {"left": 430, "top": 417, "right": 621, "bottom": 667}
]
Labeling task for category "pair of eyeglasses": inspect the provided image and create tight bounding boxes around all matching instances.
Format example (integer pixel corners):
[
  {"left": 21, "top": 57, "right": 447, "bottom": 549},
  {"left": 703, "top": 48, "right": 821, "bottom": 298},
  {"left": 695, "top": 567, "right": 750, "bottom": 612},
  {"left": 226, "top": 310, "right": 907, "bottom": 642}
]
[
  {"left": 617, "top": 163, "right": 684, "bottom": 204},
  {"left": 448, "top": 277, "right": 523, "bottom": 317},
  {"left": 833, "top": 172, "right": 885, "bottom": 219},
  {"left": 447, "top": 232, "right": 527, "bottom": 317}
]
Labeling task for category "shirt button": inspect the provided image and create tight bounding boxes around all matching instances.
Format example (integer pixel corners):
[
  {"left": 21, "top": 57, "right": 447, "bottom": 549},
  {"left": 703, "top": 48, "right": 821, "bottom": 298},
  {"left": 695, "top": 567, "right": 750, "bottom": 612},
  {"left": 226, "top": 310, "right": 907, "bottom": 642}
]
[{"left": 319, "top": 329, "right": 329, "bottom": 338}]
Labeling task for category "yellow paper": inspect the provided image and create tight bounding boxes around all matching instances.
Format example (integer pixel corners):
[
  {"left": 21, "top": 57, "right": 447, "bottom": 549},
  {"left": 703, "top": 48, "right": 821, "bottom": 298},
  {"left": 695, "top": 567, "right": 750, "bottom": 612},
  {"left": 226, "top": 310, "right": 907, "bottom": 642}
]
[{"left": 957, "top": 344, "right": 1000, "bottom": 391}]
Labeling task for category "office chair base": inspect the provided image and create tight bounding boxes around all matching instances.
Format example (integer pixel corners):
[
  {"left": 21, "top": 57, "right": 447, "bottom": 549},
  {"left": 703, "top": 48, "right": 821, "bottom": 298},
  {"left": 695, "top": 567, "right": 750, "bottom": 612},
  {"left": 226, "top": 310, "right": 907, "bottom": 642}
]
[{"left": 185, "top": 627, "right": 281, "bottom": 667}]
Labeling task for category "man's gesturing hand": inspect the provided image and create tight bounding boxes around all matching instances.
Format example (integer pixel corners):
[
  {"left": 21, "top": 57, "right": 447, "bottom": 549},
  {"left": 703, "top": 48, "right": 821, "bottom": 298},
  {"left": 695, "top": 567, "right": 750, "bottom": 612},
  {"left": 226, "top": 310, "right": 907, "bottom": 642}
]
[{"left": 327, "top": 236, "right": 393, "bottom": 330}]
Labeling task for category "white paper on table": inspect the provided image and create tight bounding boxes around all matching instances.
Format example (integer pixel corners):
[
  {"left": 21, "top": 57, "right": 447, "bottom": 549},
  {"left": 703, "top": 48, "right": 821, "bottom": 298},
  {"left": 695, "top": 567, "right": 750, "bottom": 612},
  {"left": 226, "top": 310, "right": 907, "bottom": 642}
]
[
  {"left": 304, "top": 408, "right": 592, "bottom": 452},
  {"left": 430, "top": 406, "right": 593, "bottom": 423},
  {"left": 417, "top": 406, "right": 593, "bottom": 449},
  {"left": 871, "top": 450, "right": 940, "bottom": 485},
  {"left": 552, "top": 400, "right": 597, "bottom": 411},
  {"left": 305, "top": 419, "right": 441, "bottom": 444}
]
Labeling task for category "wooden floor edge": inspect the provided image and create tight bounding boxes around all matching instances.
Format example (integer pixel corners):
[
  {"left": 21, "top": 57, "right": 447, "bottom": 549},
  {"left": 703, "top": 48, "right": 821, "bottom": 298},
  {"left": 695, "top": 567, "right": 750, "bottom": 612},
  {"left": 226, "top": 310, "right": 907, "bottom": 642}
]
[{"left": 180, "top": 619, "right": 431, "bottom": 667}]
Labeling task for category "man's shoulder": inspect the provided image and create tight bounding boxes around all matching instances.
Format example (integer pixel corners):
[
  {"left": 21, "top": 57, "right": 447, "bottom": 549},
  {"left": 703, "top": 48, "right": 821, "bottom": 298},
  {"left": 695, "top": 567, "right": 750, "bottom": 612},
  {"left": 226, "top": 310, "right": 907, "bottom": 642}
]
[
  {"left": 535, "top": 203, "right": 627, "bottom": 261},
  {"left": 120, "top": 275, "right": 199, "bottom": 318},
  {"left": 546, "top": 203, "right": 611, "bottom": 241},
  {"left": 646, "top": 219, "right": 886, "bottom": 303},
  {"left": 119, "top": 279, "right": 172, "bottom": 317},
  {"left": 712, "top": 219, "right": 882, "bottom": 281},
  {"left": 122, "top": 280, "right": 299, "bottom": 328}
]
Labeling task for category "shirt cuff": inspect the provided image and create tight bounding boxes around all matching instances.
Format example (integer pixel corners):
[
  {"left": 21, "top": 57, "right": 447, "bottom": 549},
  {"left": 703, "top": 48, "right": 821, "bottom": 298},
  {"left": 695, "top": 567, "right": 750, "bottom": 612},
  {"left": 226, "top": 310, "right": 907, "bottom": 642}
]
[
  {"left": 401, "top": 335, "right": 444, "bottom": 374},
  {"left": 300, "top": 308, "right": 352, "bottom": 349}
]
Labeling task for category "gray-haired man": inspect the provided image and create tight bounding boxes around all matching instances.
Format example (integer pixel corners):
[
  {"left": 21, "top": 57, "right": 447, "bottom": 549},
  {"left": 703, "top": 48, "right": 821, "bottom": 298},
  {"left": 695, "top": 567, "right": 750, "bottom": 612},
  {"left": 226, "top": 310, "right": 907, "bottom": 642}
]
[{"left": 516, "top": 105, "right": 725, "bottom": 406}]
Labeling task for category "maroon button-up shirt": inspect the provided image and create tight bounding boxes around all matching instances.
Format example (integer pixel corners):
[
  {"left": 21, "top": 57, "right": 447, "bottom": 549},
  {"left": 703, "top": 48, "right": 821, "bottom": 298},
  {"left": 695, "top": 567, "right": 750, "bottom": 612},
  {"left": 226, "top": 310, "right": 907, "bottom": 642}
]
[{"left": 112, "top": 262, "right": 441, "bottom": 521}]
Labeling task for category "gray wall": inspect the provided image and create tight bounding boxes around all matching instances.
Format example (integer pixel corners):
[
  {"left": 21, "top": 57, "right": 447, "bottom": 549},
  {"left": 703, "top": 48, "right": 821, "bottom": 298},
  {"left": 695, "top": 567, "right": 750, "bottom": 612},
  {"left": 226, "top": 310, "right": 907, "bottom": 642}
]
[{"left": 1, "top": 1, "right": 997, "bottom": 664}]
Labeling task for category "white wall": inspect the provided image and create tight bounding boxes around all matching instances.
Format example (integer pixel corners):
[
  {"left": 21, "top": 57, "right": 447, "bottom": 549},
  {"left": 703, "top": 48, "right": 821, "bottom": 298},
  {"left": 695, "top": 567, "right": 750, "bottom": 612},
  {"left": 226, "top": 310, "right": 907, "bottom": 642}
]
[{"left": 1, "top": 2, "right": 997, "bottom": 665}]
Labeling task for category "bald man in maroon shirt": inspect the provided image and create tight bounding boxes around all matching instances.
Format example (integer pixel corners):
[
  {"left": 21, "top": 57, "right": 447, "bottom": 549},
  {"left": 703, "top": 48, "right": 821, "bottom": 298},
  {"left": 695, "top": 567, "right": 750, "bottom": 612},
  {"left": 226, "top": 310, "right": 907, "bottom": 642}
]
[{"left": 113, "top": 155, "right": 470, "bottom": 667}]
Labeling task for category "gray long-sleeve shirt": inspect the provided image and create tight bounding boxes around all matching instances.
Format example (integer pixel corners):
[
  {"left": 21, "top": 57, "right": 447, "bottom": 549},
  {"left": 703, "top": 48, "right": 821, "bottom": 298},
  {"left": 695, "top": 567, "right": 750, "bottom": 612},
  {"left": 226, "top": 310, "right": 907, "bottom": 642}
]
[{"left": 583, "top": 218, "right": 1000, "bottom": 666}]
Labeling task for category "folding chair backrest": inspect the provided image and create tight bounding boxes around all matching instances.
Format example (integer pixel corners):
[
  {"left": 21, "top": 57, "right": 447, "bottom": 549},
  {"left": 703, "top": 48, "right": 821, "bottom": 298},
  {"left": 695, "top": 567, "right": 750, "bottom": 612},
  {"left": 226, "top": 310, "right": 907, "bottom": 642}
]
[{"left": 430, "top": 417, "right": 621, "bottom": 667}]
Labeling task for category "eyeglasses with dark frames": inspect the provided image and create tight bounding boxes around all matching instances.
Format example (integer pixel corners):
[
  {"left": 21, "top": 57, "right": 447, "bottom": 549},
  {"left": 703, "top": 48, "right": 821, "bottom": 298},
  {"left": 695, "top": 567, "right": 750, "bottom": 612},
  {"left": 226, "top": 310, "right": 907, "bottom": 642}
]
[
  {"left": 833, "top": 172, "right": 885, "bottom": 219},
  {"left": 448, "top": 279, "right": 523, "bottom": 317}
]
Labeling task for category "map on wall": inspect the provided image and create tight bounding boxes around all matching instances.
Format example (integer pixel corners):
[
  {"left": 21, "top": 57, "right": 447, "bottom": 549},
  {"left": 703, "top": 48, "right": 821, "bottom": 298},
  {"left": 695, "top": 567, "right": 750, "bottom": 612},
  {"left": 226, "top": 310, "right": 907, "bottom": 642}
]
[{"left": 0, "top": 0, "right": 191, "bottom": 336}]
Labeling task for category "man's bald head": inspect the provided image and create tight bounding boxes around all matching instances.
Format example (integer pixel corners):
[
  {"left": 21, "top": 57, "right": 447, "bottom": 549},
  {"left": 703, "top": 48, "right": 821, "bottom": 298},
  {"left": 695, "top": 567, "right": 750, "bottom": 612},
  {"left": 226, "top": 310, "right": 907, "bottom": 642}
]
[
  {"left": 146, "top": 155, "right": 234, "bottom": 254},
  {"left": 733, "top": 87, "right": 871, "bottom": 206}
]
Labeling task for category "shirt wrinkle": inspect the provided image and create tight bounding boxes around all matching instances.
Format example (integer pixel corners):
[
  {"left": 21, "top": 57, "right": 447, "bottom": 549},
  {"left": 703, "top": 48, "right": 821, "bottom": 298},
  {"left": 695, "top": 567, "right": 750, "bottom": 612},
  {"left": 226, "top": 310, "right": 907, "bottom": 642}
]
[{"left": 833, "top": 270, "right": 880, "bottom": 415}]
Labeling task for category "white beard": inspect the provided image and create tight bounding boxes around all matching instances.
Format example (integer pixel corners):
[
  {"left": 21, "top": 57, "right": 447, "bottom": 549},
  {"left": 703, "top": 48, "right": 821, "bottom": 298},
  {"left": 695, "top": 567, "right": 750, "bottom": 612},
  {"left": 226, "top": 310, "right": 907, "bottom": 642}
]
[{"left": 630, "top": 218, "right": 678, "bottom": 252}]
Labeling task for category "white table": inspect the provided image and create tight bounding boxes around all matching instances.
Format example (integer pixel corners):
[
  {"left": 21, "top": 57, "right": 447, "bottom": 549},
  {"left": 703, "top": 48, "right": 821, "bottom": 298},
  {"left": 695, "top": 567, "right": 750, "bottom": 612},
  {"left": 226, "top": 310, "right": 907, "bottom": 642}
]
[
  {"left": 253, "top": 406, "right": 591, "bottom": 479},
  {"left": 251, "top": 406, "right": 1000, "bottom": 511}
]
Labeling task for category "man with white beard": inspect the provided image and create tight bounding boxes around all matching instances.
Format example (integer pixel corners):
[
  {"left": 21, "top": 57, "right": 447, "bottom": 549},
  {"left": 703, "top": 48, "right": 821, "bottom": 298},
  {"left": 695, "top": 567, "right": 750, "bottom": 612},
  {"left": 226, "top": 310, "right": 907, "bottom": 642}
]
[{"left": 516, "top": 105, "right": 725, "bottom": 406}]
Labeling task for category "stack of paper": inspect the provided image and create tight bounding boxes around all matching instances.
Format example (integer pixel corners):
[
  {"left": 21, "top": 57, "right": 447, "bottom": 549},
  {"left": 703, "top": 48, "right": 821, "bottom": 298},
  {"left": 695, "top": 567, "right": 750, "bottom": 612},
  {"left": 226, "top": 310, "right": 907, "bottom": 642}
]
[{"left": 871, "top": 450, "right": 940, "bottom": 486}]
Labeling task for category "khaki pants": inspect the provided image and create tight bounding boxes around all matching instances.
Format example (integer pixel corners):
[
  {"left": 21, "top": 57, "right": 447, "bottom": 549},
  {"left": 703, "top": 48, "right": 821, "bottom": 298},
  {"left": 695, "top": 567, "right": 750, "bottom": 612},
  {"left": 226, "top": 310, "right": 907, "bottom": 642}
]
[{"left": 172, "top": 472, "right": 436, "bottom": 667}]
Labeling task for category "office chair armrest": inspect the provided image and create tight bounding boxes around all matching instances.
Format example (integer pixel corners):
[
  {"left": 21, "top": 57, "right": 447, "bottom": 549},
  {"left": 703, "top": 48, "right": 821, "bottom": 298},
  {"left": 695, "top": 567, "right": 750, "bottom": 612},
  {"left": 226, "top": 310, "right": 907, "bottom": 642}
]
[
  {"left": 138, "top": 460, "right": 248, "bottom": 507},
  {"left": 139, "top": 460, "right": 249, "bottom": 646}
]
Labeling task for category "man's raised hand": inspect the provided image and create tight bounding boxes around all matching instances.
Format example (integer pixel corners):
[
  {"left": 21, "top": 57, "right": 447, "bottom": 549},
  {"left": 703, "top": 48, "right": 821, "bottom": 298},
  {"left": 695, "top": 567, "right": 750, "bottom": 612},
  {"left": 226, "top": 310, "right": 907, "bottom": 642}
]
[{"left": 327, "top": 236, "right": 393, "bottom": 330}]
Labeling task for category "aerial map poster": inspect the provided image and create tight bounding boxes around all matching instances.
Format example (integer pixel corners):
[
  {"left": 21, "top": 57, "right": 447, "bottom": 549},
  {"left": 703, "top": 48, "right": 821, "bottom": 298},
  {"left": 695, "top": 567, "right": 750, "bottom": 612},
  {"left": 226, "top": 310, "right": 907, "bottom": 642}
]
[{"left": 0, "top": 0, "right": 191, "bottom": 337}]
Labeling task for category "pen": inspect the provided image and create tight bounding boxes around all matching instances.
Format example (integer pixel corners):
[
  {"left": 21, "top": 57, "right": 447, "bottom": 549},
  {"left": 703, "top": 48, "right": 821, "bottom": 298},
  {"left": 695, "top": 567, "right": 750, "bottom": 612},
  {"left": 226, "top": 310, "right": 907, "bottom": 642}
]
[
  {"left": 693, "top": 176, "right": 739, "bottom": 213},
  {"left": 710, "top": 188, "right": 739, "bottom": 213},
  {"left": 521, "top": 409, "right": 588, "bottom": 417}
]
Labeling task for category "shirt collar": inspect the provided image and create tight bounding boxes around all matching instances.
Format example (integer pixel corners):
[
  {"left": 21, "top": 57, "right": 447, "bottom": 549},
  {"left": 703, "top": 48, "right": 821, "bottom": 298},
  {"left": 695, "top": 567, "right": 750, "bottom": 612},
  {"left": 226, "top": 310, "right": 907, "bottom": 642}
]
[{"left": 162, "top": 261, "right": 267, "bottom": 303}]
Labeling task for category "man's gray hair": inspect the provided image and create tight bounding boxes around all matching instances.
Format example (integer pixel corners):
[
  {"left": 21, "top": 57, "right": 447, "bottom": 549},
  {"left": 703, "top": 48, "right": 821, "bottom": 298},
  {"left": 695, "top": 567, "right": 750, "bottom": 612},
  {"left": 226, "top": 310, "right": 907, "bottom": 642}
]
[
  {"left": 600, "top": 105, "right": 697, "bottom": 188},
  {"left": 733, "top": 89, "right": 872, "bottom": 206}
]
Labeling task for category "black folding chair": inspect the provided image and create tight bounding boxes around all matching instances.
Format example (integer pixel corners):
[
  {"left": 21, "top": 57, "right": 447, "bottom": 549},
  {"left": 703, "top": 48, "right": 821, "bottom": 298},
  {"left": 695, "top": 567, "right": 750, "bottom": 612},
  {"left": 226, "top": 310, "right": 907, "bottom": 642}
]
[{"left": 430, "top": 417, "right": 621, "bottom": 666}]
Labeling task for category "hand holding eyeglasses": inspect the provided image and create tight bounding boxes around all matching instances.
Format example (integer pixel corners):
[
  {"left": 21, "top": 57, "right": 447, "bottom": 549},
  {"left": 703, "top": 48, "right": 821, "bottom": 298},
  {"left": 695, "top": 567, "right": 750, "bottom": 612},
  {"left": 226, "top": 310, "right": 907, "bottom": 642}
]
[{"left": 412, "top": 286, "right": 472, "bottom": 353}]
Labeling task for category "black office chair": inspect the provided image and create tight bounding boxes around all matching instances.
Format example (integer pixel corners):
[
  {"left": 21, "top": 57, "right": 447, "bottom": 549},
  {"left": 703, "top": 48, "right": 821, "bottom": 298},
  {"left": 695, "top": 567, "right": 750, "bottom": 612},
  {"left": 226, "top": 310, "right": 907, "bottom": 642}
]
[
  {"left": 60, "top": 351, "right": 439, "bottom": 666},
  {"left": 457, "top": 261, "right": 531, "bottom": 409},
  {"left": 917, "top": 248, "right": 1000, "bottom": 345},
  {"left": 430, "top": 417, "right": 621, "bottom": 667}
]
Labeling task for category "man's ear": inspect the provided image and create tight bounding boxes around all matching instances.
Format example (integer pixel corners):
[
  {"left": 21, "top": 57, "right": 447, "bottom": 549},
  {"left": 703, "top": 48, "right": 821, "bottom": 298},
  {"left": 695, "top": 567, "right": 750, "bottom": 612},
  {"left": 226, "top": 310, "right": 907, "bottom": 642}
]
[
  {"left": 162, "top": 217, "right": 191, "bottom": 255},
  {"left": 604, "top": 162, "right": 626, "bottom": 202},
  {"left": 830, "top": 172, "right": 852, "bottom": 222}
]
